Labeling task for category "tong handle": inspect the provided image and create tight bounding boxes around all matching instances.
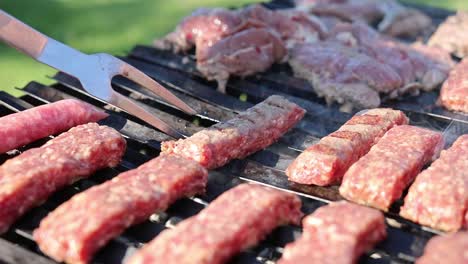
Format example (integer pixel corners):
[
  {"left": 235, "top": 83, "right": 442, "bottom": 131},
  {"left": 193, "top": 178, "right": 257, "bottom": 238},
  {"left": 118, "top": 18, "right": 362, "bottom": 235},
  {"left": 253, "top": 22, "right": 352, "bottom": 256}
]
[{"left": 0, "top": 10, "right": 48, "bottom": 59}]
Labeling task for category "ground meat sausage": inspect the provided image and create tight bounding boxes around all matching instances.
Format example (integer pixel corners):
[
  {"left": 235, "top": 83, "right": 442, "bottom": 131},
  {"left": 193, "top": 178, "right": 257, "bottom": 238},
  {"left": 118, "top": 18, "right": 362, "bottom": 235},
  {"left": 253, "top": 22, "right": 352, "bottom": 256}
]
[
  {"left": 287, "top": 108, "right": 408, "bottom": 186},
  {"left": 339, "top": 125, "right": 443, "bottom": 211},
  {"left": 279, "top": 201, "right": 386, "bottom": 264},
  {"left": 127, "top": 184, "right": 302, "bottom": 264},
  {"left": 400, "top": 134, "right": 468, "bottom": 232},
  {"left": 0, "top": 123, "right": 125, "bottom": 234},
  {"left": 162, "top": 95, "right": 305, "bottom": 169},
  {"left": 0, "top": 99, "right": 108, "bottom": 154},
  {"left": 34, "top": 154, "right": 207, "bottom": 264},
  {"left": 416, "top": 232, "right": 468, "bottom": 264}
]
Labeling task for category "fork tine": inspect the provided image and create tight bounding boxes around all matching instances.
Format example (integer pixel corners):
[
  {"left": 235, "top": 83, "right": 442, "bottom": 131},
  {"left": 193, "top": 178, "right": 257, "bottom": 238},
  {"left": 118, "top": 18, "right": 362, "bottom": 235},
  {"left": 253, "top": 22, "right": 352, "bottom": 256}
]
[
  {"left": 108, "top": 90, "right": 185, "bottom": 139},
  {"left": 119, "top": 62, "right": 197, "bottom": 115}
]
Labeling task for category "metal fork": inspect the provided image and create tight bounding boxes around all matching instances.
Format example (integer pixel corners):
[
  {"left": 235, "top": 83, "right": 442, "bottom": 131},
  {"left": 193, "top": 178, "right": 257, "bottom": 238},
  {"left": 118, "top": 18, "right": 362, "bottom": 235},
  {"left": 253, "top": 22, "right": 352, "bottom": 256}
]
[{"left": 0, "top": 10, "right": 196, "bottom": 139}]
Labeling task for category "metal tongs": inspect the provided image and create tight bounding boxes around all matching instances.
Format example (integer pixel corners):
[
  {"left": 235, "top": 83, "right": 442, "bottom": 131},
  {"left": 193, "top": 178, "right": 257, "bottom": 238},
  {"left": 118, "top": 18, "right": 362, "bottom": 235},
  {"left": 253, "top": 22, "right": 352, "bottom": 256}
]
[{"left": 0, "top": 10, "right": 195, "bottom": 138}]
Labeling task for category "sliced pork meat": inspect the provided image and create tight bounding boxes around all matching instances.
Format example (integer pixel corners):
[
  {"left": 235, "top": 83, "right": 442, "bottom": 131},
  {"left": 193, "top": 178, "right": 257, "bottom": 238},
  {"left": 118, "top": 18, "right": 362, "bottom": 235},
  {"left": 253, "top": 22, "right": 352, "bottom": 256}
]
[
  {"left": 287, "top": 108, "right": 408, "bottom": 185},
  {"left": 295, "top": 0, "right": 384, "bottom": 25},
  {"left": 34, "top": 154, "right": 207, "bottom": 264},
  {"left": 279, "top": 201, "right": 386, "bottom": 264},
  {"left": 429, "top": 11, "right": 468, "bottom": 58},
  {"left": 0, "top": 124, "right": 126, "bottom": 234},
  {"left": 400, "top": 135, "right": 468, "bottom": 232},
  {"left": 378, "top": 6, "right": 432, "bottom": 38},
  {"left": 162, "top": 95, "right": 305, "bottom": 169},
  {"left": 439, "top": 57, "right": 468, "bottom": 113},
  {"left": 295, "top": 0, "right": 432, "bottom": 38},
  {"left": 158, "top": 5, "right": 326, "bottom": 53},
  {"left": 0, "top": 99, "right": 107, "bottom": 154},
  {"left": 318, "top": 15, "right": 344, "bottom": 31},
  {"left": 330, "top": 22, "right": 454, "bottom": 92},
  {"left": 407, "top": 43, "right": 455, "bottom": 92},
  {"left": 156, "top": 5, "right": 326, "bottom": 92},
  {"left": 330, "top": 22, "right": 417, "bottom": 91},
  {"left": 241, "top": 4, "right": 327, "bottom": 48},
  {"left": 416, "top": 232, "right": 468, "bottom": 264},
  {"left": 127, "top": 184, "right": 302, "bottom": 264},
  {"left": 154, "top": 8, "right": 243, "bottom": 52},
  {"left": 196, "top": 5, "right": 328, "bottom": 91},
  {"left": 340, "top": 125, "right": 444, "bottom": 211},
  {"left": 197, "top": 27, "right": 286, "bottom": 92},
  {"left": 289, "top": 42, "right": 402, "bottom": 110},
  {"left": 154, "top": 7, "right": 254, "bottom": 91}
]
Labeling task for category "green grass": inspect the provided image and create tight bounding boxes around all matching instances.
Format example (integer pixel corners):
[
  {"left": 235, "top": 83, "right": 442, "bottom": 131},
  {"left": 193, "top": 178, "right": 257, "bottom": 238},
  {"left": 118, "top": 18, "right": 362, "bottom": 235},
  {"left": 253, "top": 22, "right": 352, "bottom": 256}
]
[
  {"left": 401, "top": 0, "right": 468, "bottom": 10},
  {"left": 0, "top": 0, "right": 466, "bottom": 96}
]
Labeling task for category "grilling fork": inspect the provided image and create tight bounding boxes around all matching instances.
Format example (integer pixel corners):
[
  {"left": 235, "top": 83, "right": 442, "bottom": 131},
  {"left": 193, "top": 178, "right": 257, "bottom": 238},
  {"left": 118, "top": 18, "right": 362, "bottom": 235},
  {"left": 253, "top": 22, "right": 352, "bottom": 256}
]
[{"left": 0, "top": 10, "right": 196, "bottom": 139}]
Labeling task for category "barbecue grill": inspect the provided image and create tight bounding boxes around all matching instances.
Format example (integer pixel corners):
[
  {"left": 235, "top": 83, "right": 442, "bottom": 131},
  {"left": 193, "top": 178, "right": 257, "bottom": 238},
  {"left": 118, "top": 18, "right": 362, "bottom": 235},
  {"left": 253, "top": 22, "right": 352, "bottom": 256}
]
[{"left": 0, "top": 1, "right": 467, "bottom": 263}]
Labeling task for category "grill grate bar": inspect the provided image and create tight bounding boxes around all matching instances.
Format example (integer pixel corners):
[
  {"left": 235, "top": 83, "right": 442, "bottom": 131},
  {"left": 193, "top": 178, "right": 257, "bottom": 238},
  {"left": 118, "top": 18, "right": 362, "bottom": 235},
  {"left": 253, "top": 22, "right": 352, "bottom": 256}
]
[{"left": 0, "top": 237, "right": 55, "bottom": 264}]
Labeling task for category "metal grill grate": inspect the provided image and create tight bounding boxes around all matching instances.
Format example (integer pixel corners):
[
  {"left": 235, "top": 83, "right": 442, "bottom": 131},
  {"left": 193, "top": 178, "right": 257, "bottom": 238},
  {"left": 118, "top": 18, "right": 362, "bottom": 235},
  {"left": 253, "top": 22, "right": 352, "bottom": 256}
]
[{"left": 0, "top": 1, "right": 467, "bottom": 263}]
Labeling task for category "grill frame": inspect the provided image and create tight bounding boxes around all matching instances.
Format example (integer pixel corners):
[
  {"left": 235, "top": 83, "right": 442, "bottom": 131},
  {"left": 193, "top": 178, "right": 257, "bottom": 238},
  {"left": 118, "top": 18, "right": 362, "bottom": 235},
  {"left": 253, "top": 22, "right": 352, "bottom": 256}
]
[{"left": 0, "top": 1, "right": 467, "bottom": 263}]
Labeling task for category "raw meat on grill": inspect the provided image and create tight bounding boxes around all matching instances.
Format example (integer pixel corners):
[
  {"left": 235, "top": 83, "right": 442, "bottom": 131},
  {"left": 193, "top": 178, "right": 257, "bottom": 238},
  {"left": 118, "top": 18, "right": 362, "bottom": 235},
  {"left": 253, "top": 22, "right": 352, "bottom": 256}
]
[
  {"left": 295, "top": 0, "right": 382, "bottom": 25},
  {"left": 157, "top": 4, "right": 325, "bottom": 53},
  {"left": 318, "top": 15, "right": 344, "bottom": 31},
  {"left": 429, "top": 11, "right": 468, "bottom": 58},
  {"left": 289, "top": 21, "right": 453, "bottom": 109},
  {"left": 197, "top": 27, "right": 286, "bottom": 92},
  {"left": 162, "top": 95, "right": 305, "bottom": 169},
  {"left": 330, "top": 22, "right": 417, "bottom": 90},
  {"left": 240, "top": 4, "right": 327, "bottom": 48},
  {"left": 127, "top": 184, "right": 302, "bottom": 264},
  {"left": 155, "top": 5, "right": 325, "bottom": 92},
  {"left": 377, "top": 5, "right": 432, "bottom": 38},
  {"left": 406, "top": 42, "right": 455, "bottom": 92},
  {"left": 295, "top": 0, "right": 432, "bottom": 37},
  {"left": 154, "top": 3, "right": 445, "bottom": 104},
  {"left": 279, "top": 201, "right": 386, "bottom": 264},
  {"left": 416, "top": 232, "right": 468, "bottom": 264},
  {"left": 400, "top": 135, "right": 468, "bottom": 232},
  {"left": 154, "top": 7, "right": 243, "bottom": 53},
  {"left": 0, "top": 123, "right": 125, "bottom": 234},
  {"left": 439, "top": 57, "right": 468, "bottom": 113},
  {"left": 286, "top": 108, "right": 408, "bottom": 186},
  {"left": 329, "top": 22, "right": 453, "bottom": 93},
  {"left": 339, "top": 125, "right": 444, "bottom": 211},
  {"left": 288, "top": 42, "right": 402, "bottom": 110},
  {"left": 0, "top": 99, "right": 107, "bottom": 154},
  {"left": 34, "top": 154, "right": 207, "bottom": 264}
]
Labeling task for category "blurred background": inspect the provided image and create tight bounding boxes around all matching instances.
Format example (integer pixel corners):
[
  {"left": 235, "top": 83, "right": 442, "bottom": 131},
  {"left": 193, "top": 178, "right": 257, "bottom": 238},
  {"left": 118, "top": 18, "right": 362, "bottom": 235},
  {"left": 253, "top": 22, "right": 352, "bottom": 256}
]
[{"left": 0, "top": 0, "right": 466, "bottom": 95}]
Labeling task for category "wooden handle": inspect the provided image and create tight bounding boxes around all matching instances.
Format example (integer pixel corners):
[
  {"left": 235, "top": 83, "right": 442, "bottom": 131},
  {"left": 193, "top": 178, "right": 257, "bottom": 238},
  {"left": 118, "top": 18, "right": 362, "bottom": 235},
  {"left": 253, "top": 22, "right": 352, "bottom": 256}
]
[{"left": 0, "top": 10, "right": 47, "bottom": 58}]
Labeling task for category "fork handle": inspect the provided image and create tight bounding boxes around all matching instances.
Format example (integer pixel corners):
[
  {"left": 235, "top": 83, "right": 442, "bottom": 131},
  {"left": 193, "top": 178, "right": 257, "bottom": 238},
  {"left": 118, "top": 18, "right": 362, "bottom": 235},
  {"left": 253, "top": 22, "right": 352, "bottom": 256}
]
[{"left": 0, "top": 10, "right": 48, "bottom": 59}]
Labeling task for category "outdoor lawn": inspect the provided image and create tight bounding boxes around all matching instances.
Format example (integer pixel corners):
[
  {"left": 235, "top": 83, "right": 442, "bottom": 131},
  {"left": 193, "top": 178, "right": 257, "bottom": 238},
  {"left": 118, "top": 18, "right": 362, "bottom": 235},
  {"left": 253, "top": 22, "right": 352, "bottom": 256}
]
[{"left": 0, "top": 0, "right": 466, "bottom": 96}]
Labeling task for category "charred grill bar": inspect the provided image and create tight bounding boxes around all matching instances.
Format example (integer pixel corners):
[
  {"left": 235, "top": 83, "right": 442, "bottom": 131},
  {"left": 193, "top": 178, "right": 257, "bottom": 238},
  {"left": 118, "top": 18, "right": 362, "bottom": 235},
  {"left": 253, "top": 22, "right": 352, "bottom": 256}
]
[{"left": 0, "top": 1, "right": 467, "bottom": 263}]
